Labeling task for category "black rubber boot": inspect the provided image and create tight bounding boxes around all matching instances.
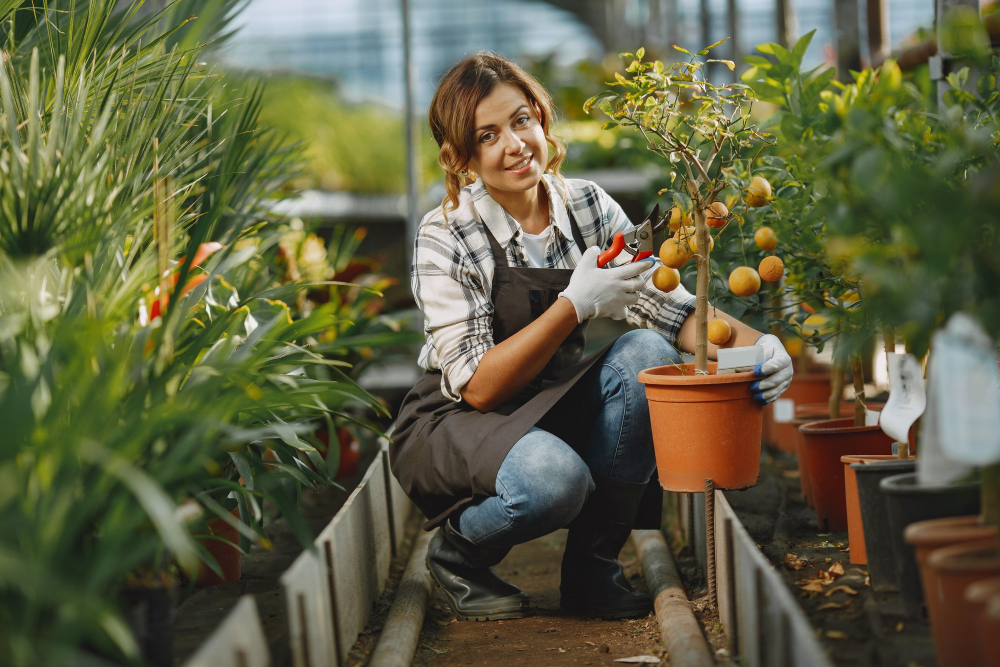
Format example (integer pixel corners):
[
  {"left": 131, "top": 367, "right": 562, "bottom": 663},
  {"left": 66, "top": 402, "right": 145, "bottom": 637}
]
[
  {"left": 426, "top": 519, "right": 531, "bottom": 621},
  {"left": 559, "top": 473, "right": 653, "bottom": 619}
]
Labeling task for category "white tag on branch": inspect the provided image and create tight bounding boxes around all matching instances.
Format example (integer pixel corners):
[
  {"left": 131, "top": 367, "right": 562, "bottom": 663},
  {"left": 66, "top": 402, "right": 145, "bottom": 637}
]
[
  {"left": 880, "top": 353, "right": 925, "bottom": 443},
  {"left": 865, "top": 409, "right": 881, "bottom": 427},
  {"left": 932, "top": 313, "right": 1000, "bottom": 466},
  {"left": 773, "top": 398, "right": 795, "bottom": 423}
]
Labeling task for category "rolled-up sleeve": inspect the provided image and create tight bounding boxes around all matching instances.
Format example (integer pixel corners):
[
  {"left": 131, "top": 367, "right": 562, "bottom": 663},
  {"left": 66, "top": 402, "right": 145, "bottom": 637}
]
[
  {"left": 595, "top": 188, "right": 696, "bottom": 347},
  {"left": 412, "top": 224, "right": 494, "bottom": 402}
]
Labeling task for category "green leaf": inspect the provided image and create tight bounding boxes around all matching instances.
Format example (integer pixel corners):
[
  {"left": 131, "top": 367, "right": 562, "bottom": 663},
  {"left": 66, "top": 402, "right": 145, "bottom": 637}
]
[
  {"left": 697, "top": 37, "right": 730, "bottom": 56},
  {"left": 977, "top": 72, "right": 997, "bottom": 99},
  {"left": 636, "top": 47, "right": 645, "bottom": 60},
  {"left": 673, "top": 45, "right": 691, "bottom": 56},
  {"left": 792, "top": 29, "right": 817, "bottom": 65}
]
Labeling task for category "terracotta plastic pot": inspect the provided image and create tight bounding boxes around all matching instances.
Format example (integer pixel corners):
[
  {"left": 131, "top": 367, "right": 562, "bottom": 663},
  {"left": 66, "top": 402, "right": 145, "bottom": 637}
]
[
  {"left": 853, "top": 459, "right": 919, "bottom": 590},
  {"left": 842, "top": 455, "right": 913, "bottom": 565},
  {"left": 791, "top": 403, "right": 883, "bottom": 508},
  {"left": 904, "top": 516, "right": 996, "bottom": 618},
  {"left": 965, "top": 577, "right": 1000, "bottom": 667},
  {"left": 639, "top": 363, "right": 763, "bottom": 492},
  {"left": 194, "top": 510, "right": 243, "bottom": 586},
  {"left": 767, "top": 373, "right": 833, "bottom": 452},
  {"left": 881, "top": 473, "right": 982, "bottom": 617},
  {"left": 925, "top": 537, "right": 1000, "bottom": 667},
  {"left": 799, "top": 418, "right": 894, "bottom": 532}
]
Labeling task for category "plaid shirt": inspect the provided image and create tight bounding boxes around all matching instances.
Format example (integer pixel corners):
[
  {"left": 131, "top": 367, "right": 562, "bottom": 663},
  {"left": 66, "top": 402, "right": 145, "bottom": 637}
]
[{"left": 413, "top": 175, "right": 696, "bottom": 402}]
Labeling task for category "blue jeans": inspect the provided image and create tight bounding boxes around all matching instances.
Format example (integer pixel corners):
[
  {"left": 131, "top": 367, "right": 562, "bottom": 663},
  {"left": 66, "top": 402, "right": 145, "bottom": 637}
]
[{"left": 456, "top": 329, "right": 683, "bottom": 549}]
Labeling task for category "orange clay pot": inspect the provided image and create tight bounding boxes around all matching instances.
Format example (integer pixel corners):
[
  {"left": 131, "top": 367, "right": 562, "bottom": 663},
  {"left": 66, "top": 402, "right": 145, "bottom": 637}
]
[
  {"left": 767, "top": 373, "right": 832, "bottom": 452},
  {"left": 639, "top": 363, "right": 763, "bottom": 492},
  {"left": 905, "top": 516, "right": 997, "bottom": 619},
  {"left": 925, "top": 537, "right": 1000, "bottom": 667},
  {"left": 194, "top": 510, "right": 243, "bottom": 587},
  {"left": 799, "top": 418, "right": 894, "bottom": 532},
  {"left": 841, "top": 455, "right": 913, "bottom": 564},
  {"left": 965, "top": 577, "right": 1000, "bottom": 667}
]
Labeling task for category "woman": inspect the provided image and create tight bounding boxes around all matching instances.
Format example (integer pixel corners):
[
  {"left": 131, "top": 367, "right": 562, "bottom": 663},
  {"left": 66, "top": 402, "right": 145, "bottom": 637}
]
[{"left": 391, "top": 53, "right": 792, "bottom": 622}]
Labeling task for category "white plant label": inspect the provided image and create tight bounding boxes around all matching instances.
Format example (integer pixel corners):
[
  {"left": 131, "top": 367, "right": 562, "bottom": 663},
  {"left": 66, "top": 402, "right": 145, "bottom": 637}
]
[
  {"left": 879, "top": 353, "right": 925, "bottom": 443},
  {"left": 865, "top": 409, "right": 881, "bottom": 427},
  {"left": 933, "top": 314, "right": 1000, "bottom": 466},
  {"left": 773, "top": 398, "right": 795, "bottom": 423}
]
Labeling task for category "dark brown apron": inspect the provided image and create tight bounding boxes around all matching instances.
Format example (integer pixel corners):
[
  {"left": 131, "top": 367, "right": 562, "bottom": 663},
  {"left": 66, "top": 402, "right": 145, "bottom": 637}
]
[{"left": 391, "top": 209, "right": 662, "bottom": 530}]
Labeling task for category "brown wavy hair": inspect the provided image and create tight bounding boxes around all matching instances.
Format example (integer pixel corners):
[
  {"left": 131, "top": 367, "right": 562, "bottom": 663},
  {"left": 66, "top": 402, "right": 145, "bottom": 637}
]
[{"left": 428, "top": 53, "right": 566, "bottom": 220}]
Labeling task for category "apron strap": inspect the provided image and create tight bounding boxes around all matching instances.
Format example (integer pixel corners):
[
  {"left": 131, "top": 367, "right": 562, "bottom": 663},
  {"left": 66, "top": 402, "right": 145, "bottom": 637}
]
[{"left": 565, "top": 204, "right": 588, "bottom": 255}]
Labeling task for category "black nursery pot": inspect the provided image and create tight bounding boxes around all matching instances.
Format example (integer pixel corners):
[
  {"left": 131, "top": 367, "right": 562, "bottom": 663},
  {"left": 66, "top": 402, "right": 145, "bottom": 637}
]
[
  {"left": 879, "top": 472, "right": 981, "bottom": 618},
  {"left": 122, "top": 582, "right": 177, "bottom": 667},
  {"left": 852, "top": 459, "right": 917, "bottom": 592}
]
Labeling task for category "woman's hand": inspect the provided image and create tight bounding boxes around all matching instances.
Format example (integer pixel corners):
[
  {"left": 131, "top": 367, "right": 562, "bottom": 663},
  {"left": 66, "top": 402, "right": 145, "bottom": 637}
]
[
  {"left": 558, "top": 247, "right": 651, "bottom": 323},
  {"left": 751, "top": 334, "right": 793, "bottom": 405}
]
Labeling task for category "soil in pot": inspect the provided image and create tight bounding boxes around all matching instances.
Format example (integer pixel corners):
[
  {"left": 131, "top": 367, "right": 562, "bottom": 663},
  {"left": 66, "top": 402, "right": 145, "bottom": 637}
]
[
  {"left": 925, "top": 537, "right": 1000, "bottom": 667},
  {"left": 799, "top": 418, "right": 894, "bottom": 532},
  {"left": 842, "top": 455, "right": 914, "bottom": 565},
  {"left": 904, "top": 515, "right": 997, "bottom": 619},
  {"left": 193, "top": 510, "right": 243, "bottom": 586},
  {"left": 767, "top": 373, "right": 832, "bottom": 452},
  {"left": 853, "top": 459, "right": 919, "bottom": 590},
  {"left": 965, "top": 576, "right": 1000, "bottom": 667},
  {"left": 639, "top": 362, "right": 762, "bottom": 492},
  {"left": 880, "top": 473, "right": 981, "bottom": 618}
]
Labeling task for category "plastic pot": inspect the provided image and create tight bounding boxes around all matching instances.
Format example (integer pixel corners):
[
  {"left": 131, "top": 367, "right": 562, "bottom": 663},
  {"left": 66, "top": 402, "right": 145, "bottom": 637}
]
[
  {"left": 799, "top": 418, "right": 894, "bottom": 532},
  {"left": 194, "top": 510, "right": 243, "bottom": 586},
  {"left": 880, "top": 473, "right": 981, "bottom": 617},
  {"left": 767, "top": 373, "right": 832, "bottom": 452},
  {"left": 965, "top": 576, "right": 1000, "bottom": 667},
  {"left": 639, "top": 363, "right": 762, "bottom": 492},
  {"left": 853, "top": 460, "right": 919, "bottom": 590},
  {"left": 904, "top": 516, "right": 996, "bottom": 616},
  {"left": 842, "top": 455, "right": 914, "bottom": 565},
  {"left": 925, "top": 537, "right": 1000, "bottom": 667}
]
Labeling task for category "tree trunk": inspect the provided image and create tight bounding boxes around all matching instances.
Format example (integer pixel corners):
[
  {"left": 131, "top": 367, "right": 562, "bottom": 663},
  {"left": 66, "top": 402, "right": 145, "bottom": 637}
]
[
  {"left": 850, "top": 353, "right": 867, "bottom": 427},
  {"left": 694, "top": 204, "right": 710, "bottom": 373},
  {"left": 866, "top": 0, "right": 889, "bottom": 66},
  {"left": 776, "top": 0, "right": 798, "bottom": 49},
  {"left": 829, "top": 358, "right": 845, "bottom": 419},
  {"left": 982, "top": 463, "right": 1000, "bottom": 545},
  {"left": 834, "top": 0, "right": 862, "bottom": 83}
]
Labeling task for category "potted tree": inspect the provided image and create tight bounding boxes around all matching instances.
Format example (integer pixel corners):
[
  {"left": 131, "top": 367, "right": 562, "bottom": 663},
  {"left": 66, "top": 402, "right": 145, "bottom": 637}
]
[{"left": 587, "top": 42, "right": 777, "bottom": 492}]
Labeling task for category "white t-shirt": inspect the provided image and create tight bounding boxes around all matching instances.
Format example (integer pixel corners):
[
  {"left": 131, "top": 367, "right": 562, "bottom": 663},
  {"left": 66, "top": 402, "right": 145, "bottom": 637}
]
[{"left": 520, "top": 229, "right": 548, "bottom": 268}]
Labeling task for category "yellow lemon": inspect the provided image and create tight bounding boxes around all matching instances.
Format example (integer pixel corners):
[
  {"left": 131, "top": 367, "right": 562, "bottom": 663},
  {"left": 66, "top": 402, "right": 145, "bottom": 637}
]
[
  {"left": 729, "top": 266, "right": 761, "bottom": 297},
  {"left": 652, "top": 266, "right": 681, "bottom": 293},
  {"left": 708, "top": 319, "right": 732, "bottom": 345},
  {"left": 668, "top": 207, "right": 691, "bottom": 231},
  {"left": 754, "top": 227, "right": 778, "bottom": 251},
  {"left": 759, "top": 255, "right": 785, "bottom": 282},
  {"left": 747, "top": 175, "right": 772, "bottom": 207},
  {"left": 705, "top": 201, "right": 729, "bottom": 229},
  {"left": 659, "top": 237, "right": 691, "bottom": 268}
]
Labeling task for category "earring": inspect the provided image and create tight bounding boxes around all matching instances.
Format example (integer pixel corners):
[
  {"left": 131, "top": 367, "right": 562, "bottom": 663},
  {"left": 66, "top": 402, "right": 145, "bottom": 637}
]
[{"left": 459, "top": 168, "right": 468, "bottom": 177}]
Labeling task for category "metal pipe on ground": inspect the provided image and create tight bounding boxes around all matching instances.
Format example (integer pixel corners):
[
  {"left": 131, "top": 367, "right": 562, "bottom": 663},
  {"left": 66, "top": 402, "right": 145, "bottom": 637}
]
[
  {"left": 632, "top": 529, "right": 715, "bottom": 667},
  {"left": 368, "top": 531, "right": 435, "bottom": 667}
]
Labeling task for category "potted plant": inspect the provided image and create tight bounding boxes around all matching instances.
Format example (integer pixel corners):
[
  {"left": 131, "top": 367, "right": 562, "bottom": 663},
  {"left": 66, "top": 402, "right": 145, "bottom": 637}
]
[{"left": 587, "top": 42, "right": 779, "bottom": 491}]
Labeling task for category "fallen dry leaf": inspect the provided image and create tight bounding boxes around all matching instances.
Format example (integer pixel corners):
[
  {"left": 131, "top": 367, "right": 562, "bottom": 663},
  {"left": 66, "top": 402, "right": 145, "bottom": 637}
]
[
  {"left": 865, "top": 575, "right": 871, "bottom": 587},
  {"left": 828, "top": 561, "right": 846, "bottom": 576},
  {"left": 801, "top": 580, "right": 825, "bottom": 592},
  {"left": 825, "top": 630, "right": 850, "bottom": 640},
  {"left": 782, "top": 469, "right": 801, "bottom": 478},
  {"left": 784, "top": 553, "right": 807, "bottom": 570},
  {"left": 896, "top": 622, "right": 905, "bottom": 632},
  {"left": 818, "top": 601, "right": 851, "bottom": 610},
  {"left": 825, "top": 585, "right": 859, "bottom": 597}
]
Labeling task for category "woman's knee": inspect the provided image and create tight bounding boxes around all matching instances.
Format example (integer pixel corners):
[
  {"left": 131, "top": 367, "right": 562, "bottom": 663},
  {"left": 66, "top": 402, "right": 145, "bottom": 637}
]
[
  {"left": 501, "top": 430, "right": 594, "bottom": 525},
  {"left": 608, "top": 329, "right": 681, "bottom": 379}
]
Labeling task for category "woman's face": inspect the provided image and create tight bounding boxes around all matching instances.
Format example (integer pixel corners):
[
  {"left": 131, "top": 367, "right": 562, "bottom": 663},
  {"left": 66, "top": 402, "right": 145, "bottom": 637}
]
[{"left": 466, "top": 83, "right": 548, "bottom": 195}]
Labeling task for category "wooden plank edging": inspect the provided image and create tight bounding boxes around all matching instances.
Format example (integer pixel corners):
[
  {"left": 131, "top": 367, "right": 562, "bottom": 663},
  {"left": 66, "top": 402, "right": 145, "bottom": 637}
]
[
  {"left": 182, "top": 596, "right": 270, "bottom": 667},
  {"left": 713, "top": 490, "right": 835, "bottom": 667}
]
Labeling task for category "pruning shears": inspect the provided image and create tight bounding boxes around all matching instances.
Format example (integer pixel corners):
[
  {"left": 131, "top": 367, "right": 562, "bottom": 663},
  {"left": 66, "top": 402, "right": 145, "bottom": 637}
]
[{"left": 597, "top": 204, "right": 666, "bottom": 268}]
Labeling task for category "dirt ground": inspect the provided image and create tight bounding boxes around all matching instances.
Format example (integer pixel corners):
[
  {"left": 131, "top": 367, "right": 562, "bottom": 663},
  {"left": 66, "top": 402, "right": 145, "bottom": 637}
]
[{"left": 730, "top": 450, "right": 938, "bottom": 667}]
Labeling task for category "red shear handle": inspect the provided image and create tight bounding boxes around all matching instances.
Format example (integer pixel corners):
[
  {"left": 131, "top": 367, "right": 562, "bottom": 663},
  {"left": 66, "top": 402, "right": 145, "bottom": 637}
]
[
  {"left": 632, "top": 250, "right": 653, "bottom": 262},
  {"left": 597, "top": 232, "right": 625, "bottom": 268}
]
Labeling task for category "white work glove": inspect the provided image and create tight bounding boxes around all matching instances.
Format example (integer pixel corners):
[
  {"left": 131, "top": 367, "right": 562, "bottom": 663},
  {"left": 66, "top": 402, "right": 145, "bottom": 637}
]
[
  {"left": 558, "top": 246, "right": 651, "bottom": 323},
  {"left": 751, "top": 334, "right": 793, "bottom": 405}
]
